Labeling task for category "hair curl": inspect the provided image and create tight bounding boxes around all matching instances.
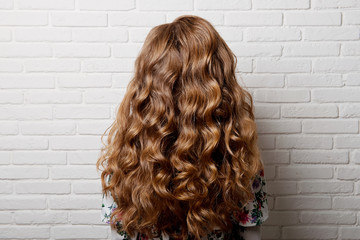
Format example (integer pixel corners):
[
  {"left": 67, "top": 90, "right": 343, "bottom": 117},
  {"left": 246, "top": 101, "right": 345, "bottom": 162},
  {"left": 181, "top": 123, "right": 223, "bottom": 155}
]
[{"left": 97, "top": 15, "right": 264, "bottom": 240}]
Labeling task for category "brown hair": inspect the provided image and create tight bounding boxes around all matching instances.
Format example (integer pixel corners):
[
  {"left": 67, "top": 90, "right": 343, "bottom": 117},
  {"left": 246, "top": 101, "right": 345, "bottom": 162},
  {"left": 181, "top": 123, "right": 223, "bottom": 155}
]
[{"left": 97, "top": 15, "right": 264, "bottom": 240}]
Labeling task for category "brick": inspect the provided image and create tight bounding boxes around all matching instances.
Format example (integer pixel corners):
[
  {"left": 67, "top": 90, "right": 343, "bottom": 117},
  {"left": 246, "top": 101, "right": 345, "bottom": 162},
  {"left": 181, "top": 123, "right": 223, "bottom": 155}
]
[
  {"left": 0, "top": 29, "right": 11, "bottom": 41},
  {"left": 82, "top": 59, "right": 134, "bottom": 72},
  {"left": 79, "top": 0, "right": 134, "bottom": 10},
  {"left": 112, "top": 73, "right": 132, "bottom": 88},
  {"left": 15, "top": 211, "right": 67, "bottom": 224},
  {"left": 18, "top": 0, "right": 74, "bottom": 9},
  {"left": 258, "top": 135, "right": 275, "bottom": 149},
  {"left": 0, "top": 212, "right": 12, "bottom": 224},
  {"left": 333, "top": 197, "right": 360, "bottom": 209},
  {"left": 352, "top": 150, "right": 360, "bottom": 164},
  {"left": 140, "top": 0, "right": 192, "bottom": 10},
  {"left": 304, "top": 27, "right": 360, "bottom": 41},
  {"left": 263, "top": 211, "right": 298, "bottom": 225},
  {"left": 0, "top": 151, "right": 11, "bottom": 165},
  {"left": 0, "top": 12, "right": 47, "bottom": 26},
  {"left": 229, "top": 43, "right": 282, "bottom": 57},
  {"left": 291, "top": 150, "right": 349, "bottom": 164},
  {"left": 50, "top": 136, "right": 103, "bottom": 150},
  {"left": 263, "top": 167, "right": 276, "bottom": 180},
  {"left": 342, "top": 43, "right": 360, "bottom": 56},
  {"left": 225, "top": 12, "right": 282, "bottom": 26},
  {"left": 282, "top": 104, "right": 338, "bottom": 118},
  {"left": 57, "top": 74, "right": 112, "bottom": 88},
  {"left": 15, "top": 182, "right": 70, "bottom": 194},
  {"left": 54, "top": 106, "right": 109, "bottom": 119},
  {"left": 313, "top": 88, "right": 360, "bottom": 102},
  {"left": 302, "top": 119, "right": 358, "bottom": 133},
  {"left": 313, "top": 0, "right": 360, "bottom": 8},
  {"left": 0, "top": 0, "right": 13, "bottom": 9},
  {"left": 341, "top": 101, "right": 360, "bottom": 117},
  {"left": 0, "top": 137, "right": 48, "bottom": 150},
  {"left": 196, "top": 0, "right": 250, "bottom": 10},
  {"left": 0, "top": 121, "right": 18, "bottom": 135},
  {"left": 236, "top": 59, "right": 252, "bottom": 72},
  {"left": 261, "top": 150, "right": 290, "bottom": 164},
  {"left": 345, "top": 73, "right": 360, "bottom": 86},
  {"left": 254, "top": 89, "right": 310, "bottom": 102},
  {"left": 300, "top": 211, "right": 356, "bottom": 224},
  {"left": 129, "top": 27, "right": 152, "bottom": 42},
  {"left": 13, "top": 151, "right": 66, "bottom": 165},
  {"left": 84, "top": 89, "right": 125, "bottom": 103},
  {"left": 245, "top": 27, "right": 301, "bottom": 42},
  {"left": 0, "top": 74, "right": 55, "bottom": 88},
  {"left": 266, "top": 181, "right": 297, "bottom": 195},
  {"left": 336, "top": 167, "right": 360, "bottom": 180},
  {"left": 112, "top": 44, "right": 142, "bottom": 58},
  {"left": 0, "top": 181, "right": 12, "bottom": 193},
  {"left": 344, "top": 11, "right": 360, "bottom": 25},
  {"left": 0, "top": 91, "right": 23, "bottom": 103},
  {"left": 275, "top": 196, "right": 331, "bottom": 210},
  {"left": 314, "top": 59, "right": 360, "bottom": 73},
  {"left": 168, "top": 12, "right": 224, "bottom": 26},
  {"left": 0, "top": 60, "right": 23, "bottom": 72},
  {"left": 72, "top": 28, "right": 128, "bottom": 42},
  {"left": 256, "top": 120, "right": 301, "bottom": 133},
  {"left": 52, "top": 12, "right": 107, "bottom": 27},
  {"left": 0, "top": 44, "right": 51, "bottom": 57},
  {"left": 51, "top": 166, "right": 100, "bottom": 179},
  {"left": 0, "top": 197, "right": 46, "bottom": 209},
  {"left": 287, "top": 74, "right": 343, "bottom": 87},
  {"left": 110, "top": 12, "right": 165, "bottom": 26},
  {"left": 51, "top": 226, "right": 108, "bottom": 239},
  {"left": 254, "top": 0, "right": 309, "bottom": 9},
  {"left": 261, "top": 226, "right": 280, "bottom": 239},
  {"left": 0, "top": 106, "right": 50, "bottom": 120},
  {"left": 283, "top": 43, "right": 340, "bottom": 56},
  {"left": 73, "top": 181, "right": 101, "bottom": 194},
  {"left": 285, "top": 12, "right": 341, "bottom": 26},
  {"left": 77, "top": 120, "right": 113, "bottom": 135},
  {"left": 49, "top": 196, "right": 101, "bottom": 209},
  {"left": 282, "top": 226, "right": 337, "bottom": 239},
  {"left": 254, "top": 104, "right": 281, "bottom": 119},
  {"left": 335, "top": 136, "right": 360, "bottom": 149},
  {"left": 0, "top": 125, "right": 18, "bottom": 136},
  {"left": 0, "top": 167, "right": 48, "bottom": 179},
  {"left": 26, "top": 60, "right": 80, "bottom": 72},
  {"left": 54, "top": 44, "right": 110, "bottom": 58},
  {"left": 299, "top": 181, "right": 353, "bottom": 193},
  {"left": 26, "top": 90, "right": 82, "bottom": 104},
  {"left": 216, "top": 27, "right": 243, "bottom": 42},
  {"left": 278, "top": 166, "right": 333, "bottom": 179},
  {"left": 15, "top": 28, "right": 71, "bottom": 42},
  {"left": 69, "top": 211, "right": 103, "bottom": 224},
  {"left": 266, "top": 196, "right": 275, "bottom": 209},
  {"left": 341, "top": 227, "right": 360, "bottom": 239},
  {"left": 67, "top": 151, "right": 101, "bottom": 165},
  {"left": 255, "top": 59, "right": 311, "bottom": 73},
  {"left": 0, "top": 226, "right": 49, "bottom": 239}
]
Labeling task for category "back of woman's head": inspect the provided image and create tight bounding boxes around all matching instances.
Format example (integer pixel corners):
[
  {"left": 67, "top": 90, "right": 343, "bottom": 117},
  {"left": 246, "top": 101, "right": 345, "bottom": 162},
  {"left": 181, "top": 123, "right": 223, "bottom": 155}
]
[{"left": 97, "top": 15, "right": 264, "bottom": 240}]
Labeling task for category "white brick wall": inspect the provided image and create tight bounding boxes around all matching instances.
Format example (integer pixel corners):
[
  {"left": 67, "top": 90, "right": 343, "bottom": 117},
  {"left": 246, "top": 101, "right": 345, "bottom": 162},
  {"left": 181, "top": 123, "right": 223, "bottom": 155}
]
[{"left": 0, "top": 0, "right": 359, "bottom": 239}]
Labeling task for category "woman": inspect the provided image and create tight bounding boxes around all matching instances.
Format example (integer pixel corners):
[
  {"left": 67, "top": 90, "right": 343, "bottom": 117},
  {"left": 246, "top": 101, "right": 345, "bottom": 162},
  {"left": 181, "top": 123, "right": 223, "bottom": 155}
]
[{"left": 97, "top": 15, "right": 269, "bottom": 240}]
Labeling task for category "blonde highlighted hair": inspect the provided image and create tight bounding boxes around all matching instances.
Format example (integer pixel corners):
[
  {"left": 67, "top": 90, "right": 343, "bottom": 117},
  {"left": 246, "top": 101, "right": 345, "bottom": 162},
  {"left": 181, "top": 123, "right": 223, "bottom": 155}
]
[{"left": 97, "top": 15, "right": 264, "bottom": 240}]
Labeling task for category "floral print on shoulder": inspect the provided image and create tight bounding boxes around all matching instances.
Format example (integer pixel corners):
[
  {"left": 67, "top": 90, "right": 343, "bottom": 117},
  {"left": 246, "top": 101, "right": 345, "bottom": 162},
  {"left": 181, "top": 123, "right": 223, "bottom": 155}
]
[{"left": 231, "top": 169, "right": 269, "bottom": 227}]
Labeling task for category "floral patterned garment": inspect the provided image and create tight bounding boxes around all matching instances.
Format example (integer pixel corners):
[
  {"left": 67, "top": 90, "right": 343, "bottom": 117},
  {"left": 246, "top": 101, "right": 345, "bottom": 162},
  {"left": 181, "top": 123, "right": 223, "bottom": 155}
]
[{"left": 101, "top": 169, "right": 269, "bottom": 240}]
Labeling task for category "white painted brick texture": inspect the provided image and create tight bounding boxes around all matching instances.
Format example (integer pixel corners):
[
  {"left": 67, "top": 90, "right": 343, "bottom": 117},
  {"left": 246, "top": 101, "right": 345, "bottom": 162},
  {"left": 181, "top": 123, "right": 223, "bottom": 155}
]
[{"left": 0, "top": 0, "right": 359, "bottom": 239}]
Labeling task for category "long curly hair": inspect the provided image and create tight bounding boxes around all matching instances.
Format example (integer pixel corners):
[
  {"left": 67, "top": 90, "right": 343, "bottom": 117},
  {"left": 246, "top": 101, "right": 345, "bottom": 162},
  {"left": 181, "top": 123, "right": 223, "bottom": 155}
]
[{"left": 97, "top": 15, "right": 264, "bottom": 240}]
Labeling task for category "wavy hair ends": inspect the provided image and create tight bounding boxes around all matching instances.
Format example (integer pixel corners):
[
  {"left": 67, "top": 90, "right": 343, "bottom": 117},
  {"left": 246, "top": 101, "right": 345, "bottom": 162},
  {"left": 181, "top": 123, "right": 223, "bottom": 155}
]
[{"left": 96, "top": 15, "right": 264, "bottom": 240}]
